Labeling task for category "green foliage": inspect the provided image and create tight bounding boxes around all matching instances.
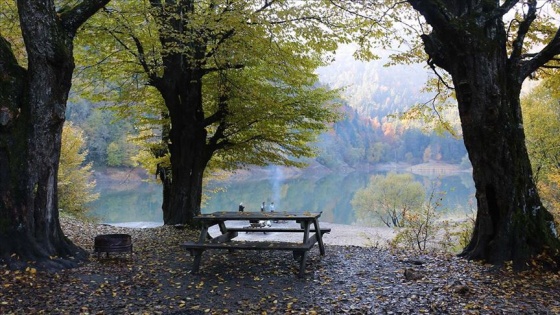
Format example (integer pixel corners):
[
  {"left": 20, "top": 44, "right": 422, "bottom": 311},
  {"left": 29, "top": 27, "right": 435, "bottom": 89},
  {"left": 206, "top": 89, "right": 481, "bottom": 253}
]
[
  {"left": 522, "top": 79, "right": 560, "bottom": 233},
  {"left": 351, "top": 172, "right": 424, "bottom": 227},
  {"left": 106, "top": 142, "right": 121, "bottom": 166},
  {"left": 58, "top": 122, "right": 99, "bottom": 219},
  {"left": 72, "top": 0, "right": 358, "bottom": 176},
  {"left": 203, "top": 68, "right": 342, "bottom": 170},
  {"left": 0, "top": 1, "right": 25, "bottom": 66}
]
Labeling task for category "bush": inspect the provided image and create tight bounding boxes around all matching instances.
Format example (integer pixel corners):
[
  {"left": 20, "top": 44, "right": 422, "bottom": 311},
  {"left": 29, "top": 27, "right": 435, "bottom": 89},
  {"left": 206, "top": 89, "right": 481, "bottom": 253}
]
[
  {"left": 390, "top": 184, "right": 444, "bottom": 252},
  {"left": 352, "top": 172, "right": 424, "bottom": 227}
]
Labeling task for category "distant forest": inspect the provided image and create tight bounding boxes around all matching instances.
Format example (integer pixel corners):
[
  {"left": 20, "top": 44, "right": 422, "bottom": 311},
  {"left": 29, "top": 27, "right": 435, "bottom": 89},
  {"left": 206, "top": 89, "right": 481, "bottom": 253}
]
[
  {"left": 66, "top": 53, "right": 467, "bottom": 171},
  {"left": 315, "top": 49, "right": 467, "bottom": 169}
]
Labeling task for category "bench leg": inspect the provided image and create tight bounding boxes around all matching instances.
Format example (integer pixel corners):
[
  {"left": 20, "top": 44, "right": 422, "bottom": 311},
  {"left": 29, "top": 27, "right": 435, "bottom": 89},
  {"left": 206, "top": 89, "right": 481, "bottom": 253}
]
[
  {"left": 298, "top": 251, "right": 308, "bottom": 278},
  {"left": 191, "top": 250, "right": 203, "bottom": 273}
]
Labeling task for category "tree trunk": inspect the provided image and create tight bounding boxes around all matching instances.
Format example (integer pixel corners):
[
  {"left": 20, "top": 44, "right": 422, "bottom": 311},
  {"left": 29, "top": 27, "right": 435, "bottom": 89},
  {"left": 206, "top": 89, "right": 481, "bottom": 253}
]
[
  {"left": 413, "top": 1, "right": 560, "bottom": 269},
  {"left": 146, "top": 34, "right": 210, "bottom": 226},
  {"left": 157, "top": 73, "right": 211, "bottom": 225},
  {"left": 453, "top": 54, "right": 557, "bottom": 269},
  {"left": 0, "top": 0, "right": 109, "bottom": 270},
  {"left": 148, "top": 0, "right": 214, "bottom": 226}
]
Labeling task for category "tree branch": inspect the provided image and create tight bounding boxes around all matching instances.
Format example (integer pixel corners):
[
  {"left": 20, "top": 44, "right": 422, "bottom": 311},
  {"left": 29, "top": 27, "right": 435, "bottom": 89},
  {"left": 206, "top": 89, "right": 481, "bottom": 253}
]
[
  {"left": 520, "top": 27, "right": 560, "bottom": 79},
  {"left": 254, "top": 0, "right": 278, "bottom": 14},
  {"left": 129, "top": 34, "right": 160, "bottom": 85},
  {"left": 59, "top": 0, "right": 111, "bottom": 35},
  {"left": 406, "top": 0, "right": 456, "bottom": 31},
  {"left": 483, "top": 0, "right": 520, "bottom": 23},
  {"left": 510, "top": 0, "right": 536, "bottom": 61},
  {"left": 204, "top": 28, "right": 236, "bottom": 60},
  {"left": 427, "top": 56, "right": 453, "bottom": 90},
  {"left": 203, "top": 63, "right": 244, "bottom": 75},
  {"left": 0, "top": 36, "right": 22, "bottom": 70}
]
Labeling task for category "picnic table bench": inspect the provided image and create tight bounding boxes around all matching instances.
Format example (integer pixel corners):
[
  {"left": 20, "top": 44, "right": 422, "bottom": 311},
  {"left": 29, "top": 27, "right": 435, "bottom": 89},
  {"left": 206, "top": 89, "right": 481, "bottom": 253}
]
[{"left": 182, "top": 211, "right": 330, "bottom": 277}]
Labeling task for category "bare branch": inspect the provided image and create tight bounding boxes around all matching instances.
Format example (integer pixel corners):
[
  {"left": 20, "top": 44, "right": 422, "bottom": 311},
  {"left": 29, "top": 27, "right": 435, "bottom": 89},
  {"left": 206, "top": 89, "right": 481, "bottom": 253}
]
[
  {"left": 510, "top": 0, "right": 537, "bottom": 61},
  {"left": 254, "top": 0, "right": 278, "bottom": 14},
  {"left": 427, "top": 57, "right": 453, "bottom": 90}
]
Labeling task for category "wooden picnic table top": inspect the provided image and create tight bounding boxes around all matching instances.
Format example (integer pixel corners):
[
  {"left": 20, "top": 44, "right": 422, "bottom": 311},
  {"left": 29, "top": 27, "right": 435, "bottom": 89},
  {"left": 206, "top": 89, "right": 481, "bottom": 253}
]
[{"left": 194, "top": 211, "right": 322, "bottom": 222}]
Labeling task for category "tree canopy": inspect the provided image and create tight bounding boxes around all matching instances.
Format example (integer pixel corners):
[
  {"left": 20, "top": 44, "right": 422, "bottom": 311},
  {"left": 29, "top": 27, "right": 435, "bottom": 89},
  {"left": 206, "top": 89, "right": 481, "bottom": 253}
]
[{"left": 71, "top": 0, "right": 373, "bottom": 224}]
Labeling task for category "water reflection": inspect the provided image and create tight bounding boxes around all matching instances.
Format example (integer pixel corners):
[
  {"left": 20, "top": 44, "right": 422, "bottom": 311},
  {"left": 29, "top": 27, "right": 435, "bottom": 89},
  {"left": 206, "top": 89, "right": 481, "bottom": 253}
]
[
  {"left": 89, "top": 180, "right": 163, "bottom": 223},
  {"left": 203, "top": 171, "right": 475, "bottom": 226},
  {"left": 89, "top": 169, "right": 475, "bottom": 226}
]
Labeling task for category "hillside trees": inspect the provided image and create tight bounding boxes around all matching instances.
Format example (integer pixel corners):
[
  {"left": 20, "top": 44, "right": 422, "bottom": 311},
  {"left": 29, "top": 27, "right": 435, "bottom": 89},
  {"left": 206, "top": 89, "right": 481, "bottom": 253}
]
[
  {"left": 75, "top": 0, "right": 366, "bottom": 225},
  {"left": 341, "top": 0, "right": 560, "bottom": 268},
  {"left": 0, "top": 0, "right": 110, "bottom": 270}
]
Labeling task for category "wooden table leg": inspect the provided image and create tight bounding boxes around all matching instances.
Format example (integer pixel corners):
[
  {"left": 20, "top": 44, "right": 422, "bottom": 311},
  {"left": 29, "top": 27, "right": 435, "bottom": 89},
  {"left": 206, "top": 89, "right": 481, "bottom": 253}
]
[
  {"left": 301, "top": 220, "right": 310, "bottom": 244},
  {"left": 198, "top": 226, "right": 209, "bottom": 243},
  {"left": 313, "top": 219, "right": 326, "bottom": 255}
]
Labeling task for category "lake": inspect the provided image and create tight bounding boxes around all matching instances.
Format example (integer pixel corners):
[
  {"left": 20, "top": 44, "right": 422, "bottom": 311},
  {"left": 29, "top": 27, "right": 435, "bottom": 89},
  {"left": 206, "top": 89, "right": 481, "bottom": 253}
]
[{"left": 89, "top": 166, "right": 475, "bottom": 227}]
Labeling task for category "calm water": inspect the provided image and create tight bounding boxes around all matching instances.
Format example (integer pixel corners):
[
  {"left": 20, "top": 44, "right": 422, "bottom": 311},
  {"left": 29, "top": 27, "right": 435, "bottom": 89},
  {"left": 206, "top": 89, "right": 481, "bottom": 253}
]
[{"left": 89, "top": 169, "right": 475, "bottom": 226}]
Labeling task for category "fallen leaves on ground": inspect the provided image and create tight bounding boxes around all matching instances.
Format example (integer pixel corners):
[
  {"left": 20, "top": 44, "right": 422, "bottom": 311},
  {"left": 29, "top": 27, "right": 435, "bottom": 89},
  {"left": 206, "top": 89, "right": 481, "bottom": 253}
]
[{"left": 0, "top": 217, "right": 559, "bottom": 314}]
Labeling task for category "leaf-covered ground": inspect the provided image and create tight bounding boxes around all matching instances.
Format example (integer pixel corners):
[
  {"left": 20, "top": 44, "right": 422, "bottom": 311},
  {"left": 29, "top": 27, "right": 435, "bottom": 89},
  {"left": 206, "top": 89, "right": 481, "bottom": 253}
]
[{"left": 1, "top": 218, "right": 559, "bottom": 314}]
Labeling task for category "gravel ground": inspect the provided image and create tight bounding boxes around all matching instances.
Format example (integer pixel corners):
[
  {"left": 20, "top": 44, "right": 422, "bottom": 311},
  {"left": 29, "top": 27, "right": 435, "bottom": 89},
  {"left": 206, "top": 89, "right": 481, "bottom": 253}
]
[{"left": 1, "top": 217, "right": 559, "bottom": 314}]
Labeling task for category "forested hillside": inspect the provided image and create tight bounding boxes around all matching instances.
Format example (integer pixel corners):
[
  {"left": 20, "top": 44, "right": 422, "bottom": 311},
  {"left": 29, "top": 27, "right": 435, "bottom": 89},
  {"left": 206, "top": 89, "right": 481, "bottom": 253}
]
[
  {"left": 314, "top": 104, "right": 467, "bottom": 169},
  {"left": 66, "top": 51, "right": 467, "bottom": 170},
  {"left": 313, "top": 49, "right": 467, "bottom": 169},
  {"left": 317, "top": 47, "right": 429, "bottom": 118}
]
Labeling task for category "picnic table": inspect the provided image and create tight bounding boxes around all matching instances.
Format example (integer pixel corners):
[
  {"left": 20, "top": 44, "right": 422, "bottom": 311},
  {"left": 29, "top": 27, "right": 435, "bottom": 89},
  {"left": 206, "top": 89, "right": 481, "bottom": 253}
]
[{"left": 182, "top": 211, "right": 330, "bottom": 277}]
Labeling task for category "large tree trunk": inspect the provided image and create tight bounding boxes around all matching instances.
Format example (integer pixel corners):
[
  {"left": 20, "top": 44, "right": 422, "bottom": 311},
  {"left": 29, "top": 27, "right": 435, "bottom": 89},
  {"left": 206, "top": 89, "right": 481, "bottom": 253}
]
[
  {"left": 148, "top": 0, "right": 213, "bottom": 226},
  {"left": 149, "top": 51, "right": 211, "bottom": 226},
  {"left": 412, "top": 1, "right": 560, "bottom": 269},
  {"left": 0, "top": 0, "right": 109, "bottom": 270},
  {"left": 452, "top": 52, "right": 557, "bottom": 269},
  {"left": 162, "top": 82, "right": 211, "bottom": 225}
]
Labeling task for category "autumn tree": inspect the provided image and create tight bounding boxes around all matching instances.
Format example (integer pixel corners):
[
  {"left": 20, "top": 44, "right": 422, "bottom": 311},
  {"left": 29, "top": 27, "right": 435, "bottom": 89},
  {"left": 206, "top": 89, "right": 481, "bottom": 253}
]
[
  {"left": 74, "top": 0, "right": 366, "bottom": 225},
  {"left": 352, "top": 172, "right": 424, "bottom": 228},
  {"left": 522, "top": 79, "right": 560, "bottom": 233},
  {"left": 0, "top": 0, "right": 110, "bottom": 270},
  {"left": 58, "top": 123, "right": 99, "bottom": 219},
  {"left": 338, "top": 0, "right": 560, "bottom": 268}
]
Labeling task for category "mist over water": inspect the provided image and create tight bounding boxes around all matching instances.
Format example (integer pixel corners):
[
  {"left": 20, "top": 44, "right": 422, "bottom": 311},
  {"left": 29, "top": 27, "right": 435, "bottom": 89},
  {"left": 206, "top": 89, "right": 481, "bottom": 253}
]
[{"left": 89, "top": 168, "right": 475, "bottom": 226}]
